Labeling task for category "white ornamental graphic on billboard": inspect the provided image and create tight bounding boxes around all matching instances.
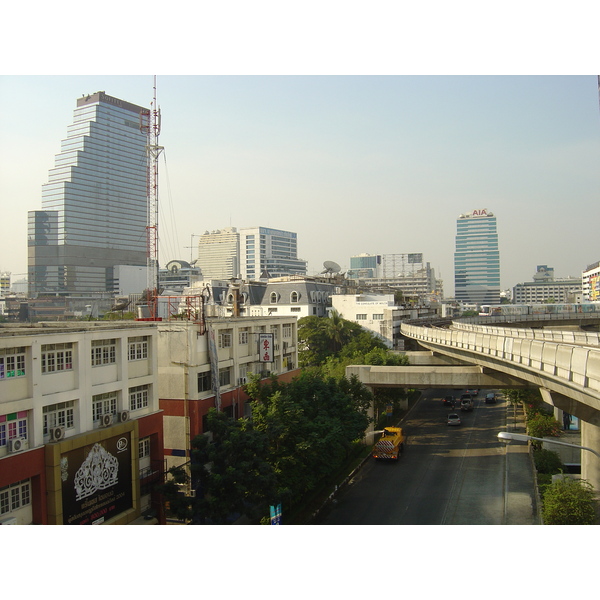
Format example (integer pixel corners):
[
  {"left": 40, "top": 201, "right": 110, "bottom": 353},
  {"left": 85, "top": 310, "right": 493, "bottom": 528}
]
[{"left": 74, "top": 443, "right": 119, "bottom": 501}]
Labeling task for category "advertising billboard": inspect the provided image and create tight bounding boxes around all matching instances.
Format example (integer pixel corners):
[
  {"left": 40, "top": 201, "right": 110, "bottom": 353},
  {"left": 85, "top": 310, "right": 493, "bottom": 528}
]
[{"left": 60, "top": 432, "right": 133, "bottom": 525}]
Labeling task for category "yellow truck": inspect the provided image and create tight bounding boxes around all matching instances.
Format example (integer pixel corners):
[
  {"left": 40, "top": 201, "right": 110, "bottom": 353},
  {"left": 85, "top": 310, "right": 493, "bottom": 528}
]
[{"left": 372, "top": 427, "right": 405, "bottom": 461}]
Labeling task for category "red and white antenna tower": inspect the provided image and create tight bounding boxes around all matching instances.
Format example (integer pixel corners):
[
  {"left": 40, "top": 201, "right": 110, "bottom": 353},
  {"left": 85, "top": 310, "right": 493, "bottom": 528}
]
[{"left": 140, "top": 76, "right": 164, "bottom": 319}]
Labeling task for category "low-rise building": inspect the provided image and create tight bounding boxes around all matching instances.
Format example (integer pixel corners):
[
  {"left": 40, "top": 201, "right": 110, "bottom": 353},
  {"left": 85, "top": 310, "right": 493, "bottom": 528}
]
[
  {"left": 0, "top": 322, "right": 164, "bottom": 525},
  {"left": 583, "top": 261, "right": 600, "bottom": 302},
  {"left": 512, "top": 265, "right": 581, "bottom": 304},
  {"left": 157, "top": 316, "right": 299, "bottom": 476}
]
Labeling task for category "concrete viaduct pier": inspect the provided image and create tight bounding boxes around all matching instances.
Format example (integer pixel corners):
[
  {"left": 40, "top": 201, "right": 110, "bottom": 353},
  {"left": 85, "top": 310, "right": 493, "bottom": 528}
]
[{"left": 347, "top": 319, "right": 600, "bottom": 492}]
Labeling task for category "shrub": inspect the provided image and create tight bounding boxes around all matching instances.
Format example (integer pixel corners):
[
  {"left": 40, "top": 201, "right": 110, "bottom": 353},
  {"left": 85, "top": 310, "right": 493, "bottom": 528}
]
[
  {"left": 526, "top": 413, "right": 561, "bottom": 447},
  {"left": 542, "top": 477, "right": 597, "bottom": 525},
  {"left": 533, "top": 449, "right": 564, "bottom": 474}
]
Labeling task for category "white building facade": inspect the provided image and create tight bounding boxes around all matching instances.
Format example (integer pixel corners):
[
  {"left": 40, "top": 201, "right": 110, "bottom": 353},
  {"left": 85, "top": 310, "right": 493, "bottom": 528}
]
[
  {"left": 0, "top": 322, "right": 164, "bottom": 524},
  {"left": 197, "top": 228, "right": 240, "bottom": 280},
  {"left": 583, "top": 261, "right": 600, "bottom": 302}
]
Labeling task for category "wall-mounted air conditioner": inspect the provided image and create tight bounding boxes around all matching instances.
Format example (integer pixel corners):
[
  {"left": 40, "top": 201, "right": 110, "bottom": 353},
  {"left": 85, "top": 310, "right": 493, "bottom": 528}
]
[
  {"left": 50, "top": 427, "right": 65, "bottom": 442},
  {"left": 119, "top": 410, "right": 130, "bottom": 423},
  {"left": 101, "top": 413, "right": 113, "bottom": 427},
  {"left": 7, "top": 438, "right": 26, "bottom": 453}
]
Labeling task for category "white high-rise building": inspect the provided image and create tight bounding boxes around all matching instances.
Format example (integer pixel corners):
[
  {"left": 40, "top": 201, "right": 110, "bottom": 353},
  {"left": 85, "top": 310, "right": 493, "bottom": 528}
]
[
  {"left": 197, "top": 228, "right": 240, "bottom": 279},
  {"left": 238, "top": 227, "right": 307, "bottom": 280}
]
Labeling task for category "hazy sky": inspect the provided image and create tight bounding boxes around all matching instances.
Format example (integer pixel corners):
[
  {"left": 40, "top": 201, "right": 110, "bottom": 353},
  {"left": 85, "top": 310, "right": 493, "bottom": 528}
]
[{"left": 1, "top": 74, "right": 598, "bottom": 295}]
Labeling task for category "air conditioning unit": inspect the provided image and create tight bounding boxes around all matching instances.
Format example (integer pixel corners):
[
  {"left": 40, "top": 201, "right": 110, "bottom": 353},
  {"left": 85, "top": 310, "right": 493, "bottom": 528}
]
[
  {"left": 119, "top": 410, "right": 130, "bottom": 423},
  {"left": 50, "top": 426, "right": 65, "bottom": 442},
  {"left": 101, "top": 413, "right": 113, "bottom": 427},
  {"left": 0, "top": 517, "right": 18, "bottom": 525},
  {"left": 7, "top": 438, "right": 26, "bottom": 453}
]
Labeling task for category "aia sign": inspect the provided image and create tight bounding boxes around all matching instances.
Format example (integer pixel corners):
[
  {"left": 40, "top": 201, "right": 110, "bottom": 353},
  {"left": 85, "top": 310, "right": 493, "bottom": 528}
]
[{"left": 472, "top": 209, "right": 488, "bottom": 216}]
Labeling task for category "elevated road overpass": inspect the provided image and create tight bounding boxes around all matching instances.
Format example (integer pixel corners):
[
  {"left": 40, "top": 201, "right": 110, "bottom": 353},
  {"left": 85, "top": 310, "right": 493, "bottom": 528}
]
[{"left": 347, "top": 318, "right": 600, "bottom": 491}]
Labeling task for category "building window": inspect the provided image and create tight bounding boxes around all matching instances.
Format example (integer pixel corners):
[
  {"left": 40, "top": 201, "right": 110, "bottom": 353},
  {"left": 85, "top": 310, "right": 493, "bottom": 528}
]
[
  {"left": 283, "top": 324, "right": 292, "bottom": 338},
  {"left": 218, "top": 332, "right": 232, "bottom": 348},
  {"left": 290, "top": 291, "right": 299, "bottom": 303},
  {"left": 128, "top": 336, "right": 148, "bottom": 360},
  {"left": 356, "top": 314, "right": 367, "bottom": 320},
  {"left": 198, "top": 371, "right": 211, "bottom": 393},
  {"left": 92, "top": 392, "right": 118, "bottom": 422},
  {"left": 270, "top": 292, "right": 278, "bottom": 304},
  {"left": 129, "top": 385, "right": 149, "bottom": 411},
  {"left": 219, "top": 368, "right": 231, "bottom": 387},
  {"left": 0, "top": 412, "right": 28, "bottom": 447},
  {"left": 373, "top": 314, "right": 384, "bottom": 320},
  {"left": 0, "top": 479, "right": 31, "bottom": 515},
  {"left": 41, "top": 343, "right": 73, "bottom": 374},
  {"left": 43, "top": 401, "right": 75, "bottom": 435},
  {"left": 291, "top": 307, "right": 301, "bottom": 313},
  {"left": 239, "top": 330, "right": 249, "bottom": 345},
  {"left": 91, "top": 339, "right": 116, "bottom": 366},
  {"left": 0, "top": 347, "right": 26, "bottom": 380},
  {"left": 139, "top": 437, "right": 151, "bottom": 460}
]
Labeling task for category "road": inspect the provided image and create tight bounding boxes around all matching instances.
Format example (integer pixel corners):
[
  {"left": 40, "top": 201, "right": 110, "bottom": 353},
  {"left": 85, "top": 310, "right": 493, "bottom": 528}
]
[{"left": 317, "top": 388, "right": 514, "bottom": 525}]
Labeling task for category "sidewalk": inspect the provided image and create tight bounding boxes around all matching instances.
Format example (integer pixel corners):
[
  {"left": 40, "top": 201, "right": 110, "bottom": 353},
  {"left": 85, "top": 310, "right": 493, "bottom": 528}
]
[{"left": 504, "top": 401, "right": 541, "bottom": 525}]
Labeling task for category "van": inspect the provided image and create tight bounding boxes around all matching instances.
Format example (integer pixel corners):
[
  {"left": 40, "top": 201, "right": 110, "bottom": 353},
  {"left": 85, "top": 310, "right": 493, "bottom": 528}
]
[{"left": 485, "top": 393, "right": 496, "bottom": 404}]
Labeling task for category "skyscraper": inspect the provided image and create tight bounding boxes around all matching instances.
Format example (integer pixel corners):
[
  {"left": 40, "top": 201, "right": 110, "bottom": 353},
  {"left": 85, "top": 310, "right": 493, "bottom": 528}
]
[
  {"left": 28, "top": 92, "right": 148, "bottom": 295},
  {"left": 238, "top": 227, "right": 307, "bottom": 280},
  {"left": 454, "top": 209, "right": 500, "bottom": 305},
  {"left": 197, "top": 227, "right": 240, "bottom": 279}
]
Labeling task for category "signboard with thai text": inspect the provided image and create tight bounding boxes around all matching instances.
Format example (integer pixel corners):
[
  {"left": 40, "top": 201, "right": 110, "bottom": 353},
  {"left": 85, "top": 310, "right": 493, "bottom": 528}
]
[{"left": 61, "top": 432, "right": 133, "bottom": 525}]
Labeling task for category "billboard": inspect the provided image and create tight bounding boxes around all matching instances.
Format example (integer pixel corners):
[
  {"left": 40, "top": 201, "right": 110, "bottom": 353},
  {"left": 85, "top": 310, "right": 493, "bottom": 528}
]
[
  {"left": 61, "top": 432, "right": 133, "bottom": 525},
  {"left": 259, "top": 333, "right": 274, "bottom": 362}
]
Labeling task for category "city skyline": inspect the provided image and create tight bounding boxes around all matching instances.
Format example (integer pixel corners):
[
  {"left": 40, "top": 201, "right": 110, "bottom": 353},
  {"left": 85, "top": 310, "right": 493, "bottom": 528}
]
[{"left": 1, "top": 75, "right": 599, "bottom": 296}]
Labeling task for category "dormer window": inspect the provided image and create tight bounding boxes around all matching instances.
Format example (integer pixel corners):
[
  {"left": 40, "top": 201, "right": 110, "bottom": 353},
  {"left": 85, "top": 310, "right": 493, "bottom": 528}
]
[
  {"left": 290, "top": 291, "right": 299, "bottom": 303},
  {"left": 270, "top": 292, "right": 278, "bottom": 304}
]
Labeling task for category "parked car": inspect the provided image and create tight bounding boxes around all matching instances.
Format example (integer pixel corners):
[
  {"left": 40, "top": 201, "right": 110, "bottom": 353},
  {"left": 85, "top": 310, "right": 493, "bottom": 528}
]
[
  {"left": 485, "top": 393, "right": 496, "bottom": 404},
  {"left": 447, "top": 413, "right": 461, "bottom": 426},
  {"left": 443, "top": 395, "right": 455, "bottom": 407}
]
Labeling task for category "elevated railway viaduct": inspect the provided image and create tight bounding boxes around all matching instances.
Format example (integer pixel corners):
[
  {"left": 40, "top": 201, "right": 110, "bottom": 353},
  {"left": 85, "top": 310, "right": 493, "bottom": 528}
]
[{"left": 347, "top": 315, "right": 600, "bottom": 491}]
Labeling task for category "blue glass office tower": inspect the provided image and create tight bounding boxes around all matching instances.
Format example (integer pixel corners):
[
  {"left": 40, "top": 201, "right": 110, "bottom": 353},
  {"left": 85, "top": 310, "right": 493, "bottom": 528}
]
[
  {"left": 28, "top": 92, "right": 148, "bottom": 295},
  {"left": 454, "top": 209, "right": 500, "bottom": 305}
]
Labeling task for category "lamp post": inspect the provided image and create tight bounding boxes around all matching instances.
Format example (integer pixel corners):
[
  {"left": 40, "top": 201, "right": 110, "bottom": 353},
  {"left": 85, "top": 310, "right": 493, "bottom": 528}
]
[{"left": 497, "top": 431, "right": 600, "bottom": 459}]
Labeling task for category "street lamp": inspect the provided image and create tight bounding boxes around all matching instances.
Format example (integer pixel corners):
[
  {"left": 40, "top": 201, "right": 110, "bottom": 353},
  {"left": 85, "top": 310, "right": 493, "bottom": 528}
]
[{"left": 497, "top": 431, "right": 600, "bottom": 459}]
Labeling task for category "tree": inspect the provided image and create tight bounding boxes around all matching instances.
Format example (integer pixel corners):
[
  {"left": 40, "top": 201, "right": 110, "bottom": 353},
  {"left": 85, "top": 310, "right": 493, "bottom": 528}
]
[
  {"left": 161, "top": 408, "right": 279, "bottom": 524},
  {"left": 246, "top": 371, "right": 371, "bottom": 509}
]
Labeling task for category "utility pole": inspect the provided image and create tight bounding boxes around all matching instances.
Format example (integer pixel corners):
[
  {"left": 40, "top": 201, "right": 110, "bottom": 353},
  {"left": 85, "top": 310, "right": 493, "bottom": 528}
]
[{"left": 140, "top": 76, "right": 164, "bottom": 319}]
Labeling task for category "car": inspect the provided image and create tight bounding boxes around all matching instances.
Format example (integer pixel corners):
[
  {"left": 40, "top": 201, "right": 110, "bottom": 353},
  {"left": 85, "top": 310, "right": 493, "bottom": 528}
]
[
  {"left": 447, "top": 413, "right": 461, "bottom": 426},
  {"left": 485, "top": 393, "right": 496, "bottom": 404},
  {"left": 466, "top": 389, "right": 479, "bottom": 397},
  {"left": 443, "top": 395, "right": 455, "bottom": 407},
  {"left": 460, "top": 398, "right": 474, "bottom": 411}
]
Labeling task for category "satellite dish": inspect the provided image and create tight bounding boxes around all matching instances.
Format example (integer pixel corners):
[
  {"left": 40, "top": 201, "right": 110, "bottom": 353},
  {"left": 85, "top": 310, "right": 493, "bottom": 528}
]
[{"left": 322, "top": 260, "right": 341, "bottom": 274}]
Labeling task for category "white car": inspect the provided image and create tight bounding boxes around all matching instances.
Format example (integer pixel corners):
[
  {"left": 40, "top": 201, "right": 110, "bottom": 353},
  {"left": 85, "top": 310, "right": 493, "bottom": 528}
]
[{"left": 447, "top": 413, "right": 461, "bottom": 426}]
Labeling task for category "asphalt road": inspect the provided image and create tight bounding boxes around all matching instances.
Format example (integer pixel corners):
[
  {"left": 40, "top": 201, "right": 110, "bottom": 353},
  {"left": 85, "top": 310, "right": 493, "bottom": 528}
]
[{"left": 317, "top": 388, "right": 511, "bottom": 525}]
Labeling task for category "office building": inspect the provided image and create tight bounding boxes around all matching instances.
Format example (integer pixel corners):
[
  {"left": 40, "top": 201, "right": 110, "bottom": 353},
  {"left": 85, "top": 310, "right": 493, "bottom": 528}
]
[
  {"left": 239, "top": 227, "right": 306, "bottom": 280},
  {"left": 513, "top": 265, "right": 582, "bottom": 304},
  {"left": 28, "top": 92, "right": 149, "bottom": 296},
  {"left": 197, "top": 228, "right": 240, "bottom": 279},
  {"left": 454, "top": 209, "right": 500, "bottom": 305}
]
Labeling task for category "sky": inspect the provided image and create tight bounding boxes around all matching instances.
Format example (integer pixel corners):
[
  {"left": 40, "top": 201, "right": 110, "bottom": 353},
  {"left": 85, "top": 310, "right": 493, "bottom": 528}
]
[{"left": 1, "top": 74, "right": 598, "bottom": 296}]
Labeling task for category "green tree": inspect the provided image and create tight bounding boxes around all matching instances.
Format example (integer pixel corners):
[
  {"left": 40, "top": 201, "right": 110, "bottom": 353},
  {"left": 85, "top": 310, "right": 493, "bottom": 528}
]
[
  {"left": 247, "top": 371, "right": 371, "bottom": 509},
  {"left": 542, "top": 478, "right": 597, "bottom": 525},
  {"left": 161, "top": 408, "right": 278, "bottom": 524}
]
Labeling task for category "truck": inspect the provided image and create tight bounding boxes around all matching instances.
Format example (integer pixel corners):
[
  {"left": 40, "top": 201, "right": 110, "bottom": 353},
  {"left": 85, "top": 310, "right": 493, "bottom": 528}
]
[{"left": 372, "top": 427, "right": 405, "bottom": 461}]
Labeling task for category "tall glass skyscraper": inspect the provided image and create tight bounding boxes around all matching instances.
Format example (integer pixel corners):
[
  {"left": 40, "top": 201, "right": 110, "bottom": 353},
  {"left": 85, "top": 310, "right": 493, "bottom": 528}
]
[
  {"left": 454, "top": 209, "right": 500, "bottom": 305},
  {"left": 28, "top": 92, "right": 148, "bottom": 295}
]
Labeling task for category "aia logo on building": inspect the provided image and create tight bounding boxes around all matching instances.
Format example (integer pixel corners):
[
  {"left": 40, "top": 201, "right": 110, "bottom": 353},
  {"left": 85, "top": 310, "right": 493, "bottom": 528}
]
[{"left": 472, "top": 209, "right": 488, "bottom": 216}]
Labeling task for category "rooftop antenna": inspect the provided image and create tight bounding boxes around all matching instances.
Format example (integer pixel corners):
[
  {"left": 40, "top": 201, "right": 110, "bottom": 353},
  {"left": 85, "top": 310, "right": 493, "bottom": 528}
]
[{"left": 140, "top": 76, "right": 164, "bottom": 319}]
